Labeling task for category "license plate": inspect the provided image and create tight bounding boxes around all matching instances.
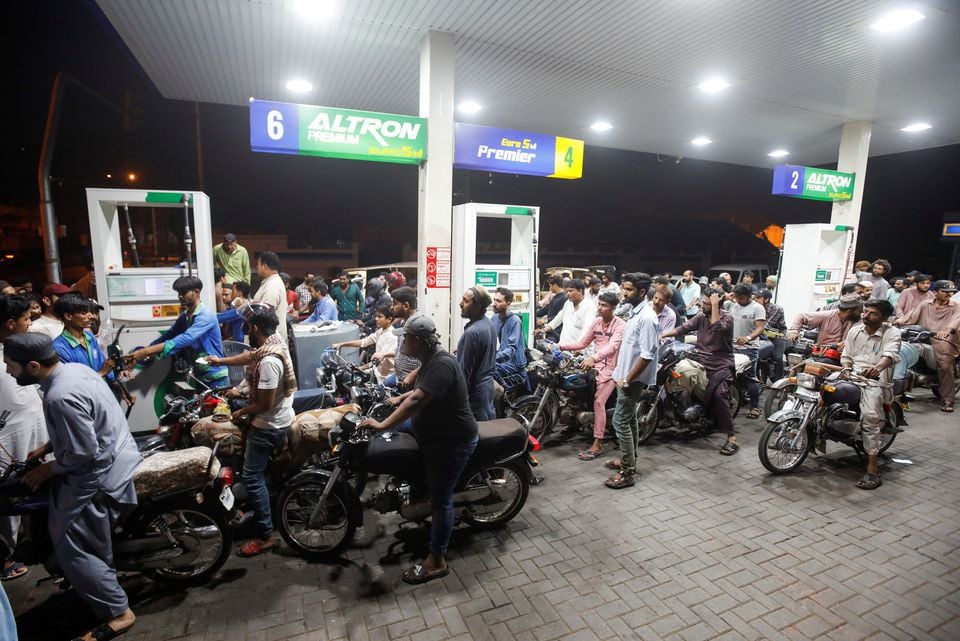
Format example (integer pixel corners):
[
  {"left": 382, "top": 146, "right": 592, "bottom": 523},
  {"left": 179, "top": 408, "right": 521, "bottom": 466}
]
[{"left": 219, "top": 487, "right": 235, "bottom": 510}]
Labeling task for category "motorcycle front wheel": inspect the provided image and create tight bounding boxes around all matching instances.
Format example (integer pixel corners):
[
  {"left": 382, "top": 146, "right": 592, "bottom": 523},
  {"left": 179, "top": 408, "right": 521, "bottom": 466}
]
[
  {"left": 462, "top": 460, "right": 530, "bottom": 529},
  {"left": 758, "top": 418, "right": 810, "bottom": 474},
  {"left": 137, "top": 501, "right": 232, "bottom": 586},
  {"left": 276, "top": 475, "right": 356, "bottom": 559},
  {"left": 507, "top": 395, "right": 556, "bottom": 443},
  {"left": 635, "top": 398, "right": 660, "bottom": 446},
  {"left": 764, "top": 383, "right": 795, "bottom": 419}
]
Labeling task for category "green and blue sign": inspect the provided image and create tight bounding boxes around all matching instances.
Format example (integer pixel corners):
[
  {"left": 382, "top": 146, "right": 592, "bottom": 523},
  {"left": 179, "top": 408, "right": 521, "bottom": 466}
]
[
  {"left": 454, "top": 123, "right": 583, "bottom": 179},
  {"left": 772, "top": 165, "right": 855, "bottom": 202},
  {"left": 250, "top": 99, "right": 427, "bottom": 165}
]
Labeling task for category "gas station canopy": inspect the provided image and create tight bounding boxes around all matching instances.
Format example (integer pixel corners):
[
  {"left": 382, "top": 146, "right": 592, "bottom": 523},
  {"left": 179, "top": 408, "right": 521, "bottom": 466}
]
[{"left": 95, "top": 0, "right": 959, "bottom": 167}]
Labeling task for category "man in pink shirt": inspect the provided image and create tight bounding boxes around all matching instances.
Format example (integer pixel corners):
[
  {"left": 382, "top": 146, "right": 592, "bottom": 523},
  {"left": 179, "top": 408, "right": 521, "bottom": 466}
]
[
  {"left": 895, "top": 273, "right": 934, "bottom": 317},
  {"left": 559, "top": 292, "right": 625, "bottom": 460}
]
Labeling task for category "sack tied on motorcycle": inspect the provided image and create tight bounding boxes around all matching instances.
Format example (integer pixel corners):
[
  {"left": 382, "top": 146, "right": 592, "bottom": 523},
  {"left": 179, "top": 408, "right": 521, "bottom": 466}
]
[{"left": 134, "top": 447, "right": 220, "bottom": 498}]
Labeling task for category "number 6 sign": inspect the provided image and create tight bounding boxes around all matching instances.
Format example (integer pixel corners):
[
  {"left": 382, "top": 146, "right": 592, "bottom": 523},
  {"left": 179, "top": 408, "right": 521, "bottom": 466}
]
[{"left": 250, "top": 101, "right": 300, "bottom": 155}]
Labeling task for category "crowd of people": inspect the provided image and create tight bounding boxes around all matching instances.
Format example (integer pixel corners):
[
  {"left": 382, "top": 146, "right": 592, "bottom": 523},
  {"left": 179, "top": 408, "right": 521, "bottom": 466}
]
[{"left": 2, "top": 243, "right": 959, "bottom": 636}]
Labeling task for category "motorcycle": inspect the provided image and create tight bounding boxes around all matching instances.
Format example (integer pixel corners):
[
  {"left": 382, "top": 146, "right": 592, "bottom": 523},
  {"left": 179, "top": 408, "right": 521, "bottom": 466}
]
[
  {"left": 635, "top": 341, "right": 750, "bottom": 445},
  {"left": 274, "top": 408, "right": 535, "bottom": 559},
  {"left": 758, "top": 362, "right": 906, "bottom": 474},
  {"left": 764, "top": 328, "right": 842, "bottom": 418},
  {"left": 0, "top": 442, "right": 236, "bottom": 586},
  {"left": 505, "top": 342, "right": 616, "bottom": 443},
  {"left": 899, "top": 324, "right": 960, "bottom": 400}
]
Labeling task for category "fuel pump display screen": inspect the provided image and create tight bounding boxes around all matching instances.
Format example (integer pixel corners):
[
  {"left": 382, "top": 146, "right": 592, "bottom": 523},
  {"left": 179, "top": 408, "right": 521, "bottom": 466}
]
[{"left": 106, "top": 274, "right": 180, "bottom": 301}]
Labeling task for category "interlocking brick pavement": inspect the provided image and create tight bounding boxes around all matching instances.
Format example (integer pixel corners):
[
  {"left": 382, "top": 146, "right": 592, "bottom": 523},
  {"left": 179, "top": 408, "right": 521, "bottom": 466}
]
[{"left": 7, "top": 390, "right": 960, "bottom": 641}]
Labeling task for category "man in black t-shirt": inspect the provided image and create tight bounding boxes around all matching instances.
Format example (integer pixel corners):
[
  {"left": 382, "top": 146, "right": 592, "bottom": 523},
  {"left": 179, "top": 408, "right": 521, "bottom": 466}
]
[{"left": 359, "top": 316, "right": 478, "bottom": 585}]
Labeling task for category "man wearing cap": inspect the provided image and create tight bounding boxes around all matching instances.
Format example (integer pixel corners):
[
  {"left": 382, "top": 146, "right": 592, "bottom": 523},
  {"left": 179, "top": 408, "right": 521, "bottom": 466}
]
[
  {"left": 123, "top": 276, "right": 228, "bottom": 388},
  {"left": 894, "top": 280, "right": 960, "bottom": 412},
  {"left": 4, "top": 333, "right": 141, "bottom": 640},
  {"left": 787, "top": 294, "right": 863, "bottom": 354},
  {"left": 213, "top": 232, "right": 251, "bottom": 286},
  {"left": 358, "top": 316, "right": 478, "bottom": 585},
  {"left": 30, "top": 283, "right": 71, "bottom": 339}
]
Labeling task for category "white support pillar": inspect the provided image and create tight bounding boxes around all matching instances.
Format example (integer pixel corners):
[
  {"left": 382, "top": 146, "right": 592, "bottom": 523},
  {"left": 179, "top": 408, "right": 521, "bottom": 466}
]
[
  {"left": 830, "top": 121, "right": 872, "bottom": 256},
  {"left": 418, "top": 30, "right": 456, "bottom": 347}
]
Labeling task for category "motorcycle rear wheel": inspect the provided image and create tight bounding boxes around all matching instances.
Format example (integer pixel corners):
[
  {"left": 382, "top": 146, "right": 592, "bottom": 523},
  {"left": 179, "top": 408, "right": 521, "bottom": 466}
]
[
  {"left": 878, "top": 430, "right": 896, "bottom": 454},
  {"left": 462, "top": 460, "right": 530, "bottom": 529},
  {"left": 758, "top": 418, "right": 810, "bottom": 474},
  {"left": 138, "top": 501, "right": 232, "bottom": 586},
  {"left": 276, "top": 476, "right": 356, "bottom": 559}
]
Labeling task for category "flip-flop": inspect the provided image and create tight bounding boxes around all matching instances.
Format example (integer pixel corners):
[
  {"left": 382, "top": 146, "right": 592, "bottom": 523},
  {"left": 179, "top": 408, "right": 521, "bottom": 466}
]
[
  {"left": 236, "top": 539, "right": 276, "bottom": 558},
  {"left": 604, "top": 473, "right": 635, "bottom": 489},
  {"left": 402, "top": 563, "right": 449, "bottom": 585},
  {"left": 720, "top": 441, "right": 740, "bottom": 456},
  {"left": 856, "top": 473, "right": 882, "bottom": 490},
  {"left": 0, "top": 561, "right": 27, "bottom": 581},
  {"left": 942, "top": 404, "right": 954, "bottom": 413},
  {"left": 70, "top": 621, "right": 134, "bottom": 641},
  {"left": 578, "top": 449, "right": 603, "bottom": 461}
]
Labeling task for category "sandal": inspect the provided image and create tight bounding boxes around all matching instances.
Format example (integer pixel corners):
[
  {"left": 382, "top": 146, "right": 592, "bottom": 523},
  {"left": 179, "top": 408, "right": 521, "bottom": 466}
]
[
  {"left": 402, "top": 562, "right": 449, "bottom": 585},
  {"left": 856, "top": 473, "right": 882, "bottom": 490},
  {"left": 604, "top": 473, "right": 635, "bottom": 489},
  {"left": 747, "top": 408, "right": 761, "bottom": 419},
  {"left": 603, "top": 459, "right": 623, "bottom": 470},
  {"left": 720, "top": 441, "right": 739, "bottom": 456},
  {"left": 578, "top": 449, "right": 602, "bottom": 461},
  {"left": 1, "top": 561, "right": 28, "bottom": 581},
  {"left": 71, "top": 621, "right": 134, "bottom": 641},
  {"left": 942, "top": 403, "right": 954, "bottom": 413},
  {"left": 236, "top": 539, "right": 276, "bottom": 558}
]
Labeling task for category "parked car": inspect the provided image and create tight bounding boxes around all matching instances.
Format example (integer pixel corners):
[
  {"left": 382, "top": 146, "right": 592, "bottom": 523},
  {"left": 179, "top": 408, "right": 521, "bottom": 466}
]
[{"left": 707, "top": 263, "right": 771, "bottom": 285}]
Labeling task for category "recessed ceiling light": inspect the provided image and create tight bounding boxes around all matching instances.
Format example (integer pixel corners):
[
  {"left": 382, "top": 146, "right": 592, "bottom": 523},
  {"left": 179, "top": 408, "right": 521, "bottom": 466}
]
[
  {"left": 870, "top": 8, "right": 925, "bottom": 32},
  {"left": 691, "top": 137, "right": 713, "bottom": 146},
  {"left": 457, "top": 100, "right": 482, "bottom": 114},
  {"left": 590, "top": 121, "right": 613, "bottom": 132},
  {"left": 900, "top": 122, "right": 932, "bottom": 132},
  {"left": 292, "top": 0, "right": 338, "bottom": 21},
  {"left": 767, "top": 149, "right": 790, "bottom": 158},
  {"left": 698, "top": 77, "right": 731, "bottom": 93},
  {"left": 285, "top": 78, "right": 313, "bottom": 94}
]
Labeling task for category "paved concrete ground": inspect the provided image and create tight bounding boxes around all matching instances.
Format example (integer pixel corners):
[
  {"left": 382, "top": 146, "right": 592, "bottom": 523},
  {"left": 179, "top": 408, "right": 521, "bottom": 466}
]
[{"left": 8, "top": 389, "right": 960, "bottom": 641}]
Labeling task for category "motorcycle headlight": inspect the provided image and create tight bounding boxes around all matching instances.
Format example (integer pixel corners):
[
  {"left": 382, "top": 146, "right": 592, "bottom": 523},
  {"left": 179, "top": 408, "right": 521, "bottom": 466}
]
[{"left": 796, "top": 372, "right": 818, "bottom": 390}]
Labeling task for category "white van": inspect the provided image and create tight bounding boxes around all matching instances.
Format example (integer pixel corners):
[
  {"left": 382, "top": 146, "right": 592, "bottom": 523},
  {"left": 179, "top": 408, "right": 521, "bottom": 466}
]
[{"left": 707, "top": 263, "right": 771, "bottom": 286}]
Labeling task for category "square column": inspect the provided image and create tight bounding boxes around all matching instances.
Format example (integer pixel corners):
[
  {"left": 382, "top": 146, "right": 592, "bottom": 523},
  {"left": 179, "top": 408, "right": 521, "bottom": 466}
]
[
  {"left": 830, "top": 121, "right": 872, "bottom": 257},
  {"left": 418, "top": 30, "right": 456, "bottom": 347}
]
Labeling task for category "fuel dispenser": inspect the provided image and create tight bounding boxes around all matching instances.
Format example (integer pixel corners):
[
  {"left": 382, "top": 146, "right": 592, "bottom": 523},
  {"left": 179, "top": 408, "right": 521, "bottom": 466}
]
[
  {"left": 86, "top": 188, "right": 216, "bottom": 434},
  {"left": 775, "top": 223, "right": 855, "bottom": 324},
  {"left": 451, "top": 203, "right": 539, "bottom": 348}
]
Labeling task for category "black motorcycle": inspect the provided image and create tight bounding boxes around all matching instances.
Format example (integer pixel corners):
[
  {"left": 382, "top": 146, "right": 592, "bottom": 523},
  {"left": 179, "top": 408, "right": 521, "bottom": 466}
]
[
  {"left": 0, "top": 443, "right": 236, "bottom": 586},
  {"left": 506, "top": 341, "right": 619, "bottom": 443},
  {"left": 273, "top": 408, "right": 534, "bottom": 559},
  {"left": 635, "top": 341, "right": 748, "bottom": 445}
]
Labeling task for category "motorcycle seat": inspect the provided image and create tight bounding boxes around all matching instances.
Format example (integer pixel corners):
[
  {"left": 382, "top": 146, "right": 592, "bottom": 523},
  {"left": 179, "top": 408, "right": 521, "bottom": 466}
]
[
  {"left": 472, "top": 419, "right": 527, "bottom": 465},
  {"left": 134, "top": 446, "right": 219, "bottom": 498}
]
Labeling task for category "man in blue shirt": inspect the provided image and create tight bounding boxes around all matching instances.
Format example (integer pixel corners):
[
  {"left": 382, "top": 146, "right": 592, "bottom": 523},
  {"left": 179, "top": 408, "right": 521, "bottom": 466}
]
[
  {"left": 217, "top": 281, "right": 250, "bottom": 342},
  {"left": 51, "top": 293, "right": 134, "bottom": 408},
  {"left": 491, "top": 287, "right": 527, "bottom": 391},
  {"left": 123, "top": 276, "right": 228, "bottom": 388},
  {"left": 457, "top": 286, "right": 497, "bottom": 421},
  {"left": 606, "top": 273, "right": 659, "bottom": 489},
  {"left": 301, "top": 278, "right": 338, "bottom": 323}
]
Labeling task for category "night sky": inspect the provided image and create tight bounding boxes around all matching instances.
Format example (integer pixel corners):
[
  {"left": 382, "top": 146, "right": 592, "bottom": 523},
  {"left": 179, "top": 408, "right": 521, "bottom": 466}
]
[{"left": 4, "top": 1, "right": 960, "bottom": 283}]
